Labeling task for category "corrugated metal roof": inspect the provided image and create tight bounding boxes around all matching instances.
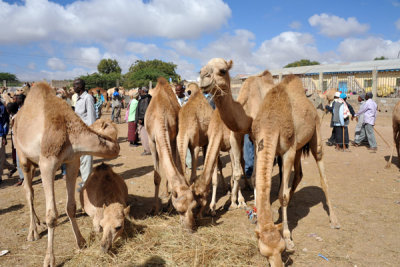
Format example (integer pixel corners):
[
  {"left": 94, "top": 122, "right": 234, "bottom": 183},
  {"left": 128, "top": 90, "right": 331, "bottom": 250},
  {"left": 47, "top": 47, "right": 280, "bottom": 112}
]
[{"left": 248, "top": 59, "right": 400, "bottom": 78}]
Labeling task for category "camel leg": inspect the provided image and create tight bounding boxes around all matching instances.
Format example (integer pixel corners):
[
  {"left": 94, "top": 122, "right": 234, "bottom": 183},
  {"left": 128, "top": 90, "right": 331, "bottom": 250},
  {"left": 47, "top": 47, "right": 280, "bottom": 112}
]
[
  {"left": 229, "top": 132, "right": 246, "bottom": 210},
  {"left": 252, "top": 151, "right": 257, "bottom": 206},
  {"left": 149, "top": 139, "right": 162, "bottom": 213},
  {"left": 279, "top": 148, "right": 296, "bottom": 252},
  {"left": 289, "top": 151, "right": 303, "bottom": 201},
  {"left": 209, "top": 165, "right": 219, "bottom": 216},
  {"left": 65, "top": 160, "right": 86, "bottom": 249},
  {"left": 21, "top": 157, "right": 41, "bottom": 241},
  {"left": 310, "top": 129, "right": 340, "bottom": 229},
  {"left": 189, "top": 146, "right": 199, "bottom": 184},
  {"left": 39, "top": 158, "right": 58, "bottom": 267}
]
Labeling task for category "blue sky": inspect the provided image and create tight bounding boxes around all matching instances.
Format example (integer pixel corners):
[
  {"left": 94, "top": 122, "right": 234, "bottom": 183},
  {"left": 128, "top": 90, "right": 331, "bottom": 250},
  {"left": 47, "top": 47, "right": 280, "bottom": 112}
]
[{"left": 0, "top": 0, "right": 399, "bottom": 82}]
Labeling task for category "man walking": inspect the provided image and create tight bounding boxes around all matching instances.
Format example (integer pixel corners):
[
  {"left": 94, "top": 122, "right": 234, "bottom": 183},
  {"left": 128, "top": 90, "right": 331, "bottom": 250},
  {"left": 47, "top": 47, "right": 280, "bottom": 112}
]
[
  {"left": 73, "top": 78, "right": 95, "bottom": 189},
  {"left": 353, "top": 92, "right": 378, "bottom": 151},
  {"left": 0, "top": 100, "right": 9, "bottom": 184}
]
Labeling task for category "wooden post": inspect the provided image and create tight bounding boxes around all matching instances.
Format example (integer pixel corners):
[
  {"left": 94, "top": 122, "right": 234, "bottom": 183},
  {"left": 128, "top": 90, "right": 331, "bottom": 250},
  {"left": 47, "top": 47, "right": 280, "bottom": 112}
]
[
  {"left": 279, "top": 73, "right": 283, "bottom": 83},
  {"left": 116, "top": 79, "right": 120, "bottom": 87},
  {"left": 2, "top": 80, "right": 6, "bottom": 87},
  {"left": 149, "top": 80, "right": 152, "bottom": 90},
  {"left": 372, "top": 68, "right": 377, "bottom": 99},
  {"left": 319, "top": 72, "right": 323, "bottom": 92}
]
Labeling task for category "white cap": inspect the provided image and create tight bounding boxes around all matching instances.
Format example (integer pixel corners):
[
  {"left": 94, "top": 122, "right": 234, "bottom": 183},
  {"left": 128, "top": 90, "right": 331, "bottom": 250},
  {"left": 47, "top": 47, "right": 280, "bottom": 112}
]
[{"left": 334, "top": 92, "right": 341, "bottom": 98}]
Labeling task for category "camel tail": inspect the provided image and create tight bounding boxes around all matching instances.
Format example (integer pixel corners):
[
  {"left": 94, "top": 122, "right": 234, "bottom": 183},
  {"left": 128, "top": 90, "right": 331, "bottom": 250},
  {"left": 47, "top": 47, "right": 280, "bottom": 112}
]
[{"left": 302, "top": 142, "right": 310, "bottom": 157}]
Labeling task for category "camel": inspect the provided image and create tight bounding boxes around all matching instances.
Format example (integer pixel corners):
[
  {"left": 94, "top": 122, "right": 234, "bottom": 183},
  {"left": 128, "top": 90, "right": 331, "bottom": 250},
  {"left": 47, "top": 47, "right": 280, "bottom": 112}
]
[
  {"left": 392, "top": 101, "right": 400, "bottom": 168},
  {"left": 199, "top": 58, "right": 275, "bottom": 209},
  {"left": 80, "top": 163, "right": 130, "bottom": 253},
  {"left": 250, "top": 75, "right": 340, "bottom": 266},
  {"left": 177, "top": 83, "right": 213, "bottom": 184},
  {"left": 145, "top": 77, "right": 197, "bottom": 231},
  {"left": 13, "top": 82, "right": 120, "bottom": 267}
]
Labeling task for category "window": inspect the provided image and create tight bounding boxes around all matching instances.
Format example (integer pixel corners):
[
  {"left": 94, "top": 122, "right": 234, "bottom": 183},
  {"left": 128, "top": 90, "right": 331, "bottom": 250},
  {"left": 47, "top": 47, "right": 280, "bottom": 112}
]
[
  {"left": 396, "top": 78, "right": 400, "bottom": 87},
  {"left": 364, "top": 79, "right": 372, "bottom": 88}
]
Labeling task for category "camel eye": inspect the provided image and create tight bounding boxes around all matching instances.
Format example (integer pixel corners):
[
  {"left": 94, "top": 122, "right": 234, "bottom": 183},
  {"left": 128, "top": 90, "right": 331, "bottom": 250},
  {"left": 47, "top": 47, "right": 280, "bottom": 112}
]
[
  {"left": 220, "top": 69, "right": 227, "bottom": 75},
  {"left": 115, "top": 226, "right": 122, "bottom": 231}
]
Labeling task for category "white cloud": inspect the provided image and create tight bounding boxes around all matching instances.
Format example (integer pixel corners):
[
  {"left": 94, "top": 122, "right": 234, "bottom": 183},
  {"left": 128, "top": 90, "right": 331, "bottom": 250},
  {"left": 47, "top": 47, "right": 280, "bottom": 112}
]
[
  {"left": 337, "top": 37, "right": 400, "bottom": 61},
  {"left": 396, "top": 18, "right": 400, "bottom": 30},
  {"left": 47, "top": 57, "right": 66, "bottom": 71},
  {"left": 0, "top": 0, "right": 231, "bottom": 44},
  {"left": 309, "top": 13, "right": 369, "bottom": 38},
  {"left": 68, "top": 47, "right": 102, "bottom": 69},
  {"left": 289, "top": 21, "right": 302, "bottom": 30},
  {"left": 27, "top": 62, "right": 36, "bottom": 70},
  {"left": 17, "top": 67, "right": 88, "bottom": 81},
  {"left": 255, "top": 31, "right": 320, "bottom": 69},
  {"left": 393, "top": 1, "right": 400, "bottom": 7}
]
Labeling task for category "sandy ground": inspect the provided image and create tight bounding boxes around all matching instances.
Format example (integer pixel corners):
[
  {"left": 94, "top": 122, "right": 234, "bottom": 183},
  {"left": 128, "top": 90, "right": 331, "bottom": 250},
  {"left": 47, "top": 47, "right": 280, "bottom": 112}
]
[{"left": 0, "top": 108, "right": 399, "bottom": 267}]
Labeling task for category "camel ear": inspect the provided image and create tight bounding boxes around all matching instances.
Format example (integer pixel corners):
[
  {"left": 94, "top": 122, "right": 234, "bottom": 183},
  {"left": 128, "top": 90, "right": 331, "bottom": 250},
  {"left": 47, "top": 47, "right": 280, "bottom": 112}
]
[
  {"left": 124, "top": 206, "right": 131, "bottom": 217},
  {"left": 227, "top": 60, "right": 233, "bottom": 70}
]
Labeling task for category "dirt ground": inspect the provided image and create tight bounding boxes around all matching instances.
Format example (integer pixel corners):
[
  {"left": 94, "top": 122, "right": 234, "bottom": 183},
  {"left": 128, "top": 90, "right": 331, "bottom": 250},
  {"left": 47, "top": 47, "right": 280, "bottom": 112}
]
[{"left": 0, "top": 107, "right": 399, "bottom": 267}]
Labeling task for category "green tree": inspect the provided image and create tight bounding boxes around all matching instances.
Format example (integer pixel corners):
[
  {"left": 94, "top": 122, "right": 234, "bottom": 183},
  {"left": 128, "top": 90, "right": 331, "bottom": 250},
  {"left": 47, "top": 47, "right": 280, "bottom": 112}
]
[
  {"left": 374, "top": 56, "right": 387, "bottom": 60},
  {"left": 123, "top": 59, "right": 181, "bottom": 88},
  {"left": 0, "top": 72, "right": 18, "bottom": 82},
  {"left": 97, "top": 59, "right": 122, "bottom": 74},
  {"left": 284, "top": 59, "right": 320, "bottom": 68},
  {"left": 79, "top": 72, "right": 122, "bottom": 89}
]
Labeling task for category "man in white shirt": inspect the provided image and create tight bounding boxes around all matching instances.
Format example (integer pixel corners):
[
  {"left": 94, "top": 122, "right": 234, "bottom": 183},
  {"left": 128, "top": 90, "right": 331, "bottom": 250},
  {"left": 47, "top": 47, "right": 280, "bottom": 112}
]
[{"left": 73, "top": 78, "right": 95, "bottom": 190}]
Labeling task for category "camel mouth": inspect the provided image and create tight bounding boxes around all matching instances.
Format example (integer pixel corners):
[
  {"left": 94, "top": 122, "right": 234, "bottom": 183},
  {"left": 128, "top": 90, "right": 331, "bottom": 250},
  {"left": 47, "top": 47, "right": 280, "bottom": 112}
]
[{"left": 200, "top": 82, "right": 215, "bottom": 94}]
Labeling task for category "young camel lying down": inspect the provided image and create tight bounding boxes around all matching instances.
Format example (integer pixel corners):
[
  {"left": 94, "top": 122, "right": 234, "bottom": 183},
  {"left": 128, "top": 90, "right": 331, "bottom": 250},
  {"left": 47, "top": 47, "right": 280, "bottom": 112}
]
[{"left": 80, "top": 163, "right": 130, "bottom": 252}]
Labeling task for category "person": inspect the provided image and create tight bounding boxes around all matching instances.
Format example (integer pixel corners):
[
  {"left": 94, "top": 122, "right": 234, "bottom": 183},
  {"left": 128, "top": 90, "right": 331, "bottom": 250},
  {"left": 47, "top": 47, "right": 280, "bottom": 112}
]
[
  {"left": 0, "top": 99, "right": 9, "bottom": 185},
  {"left": 135, "top": 87, "right": 152, "bottom": 156},
  {"left": 354, "top": 93, "right": 366, "bottom": 142},
  {"left": 243, "top": 134, "right": 254, "bottom": 178},
  {"left": 175, "top": 84, "right": 188, "bottom": 106},
  {"left": 330, "top": 92, "right": 351, "bottom": 150},
  {"left": 73, "top": 78, "right": 95, "bottom": 190},
  {"left": 126, "top": 90, "right": 139, "bottom": 147},
  {"left": 112, "top": 87, "right": 122, "bottom": 124},
  {"left": 325, "top": 92, "right": 341, "bottom": 146},
  {"left": 94, "top": 89, "right": 104, "bottom": 120},
  {"left": 71, "top": 92, "right": 78, "bottom": 111},
  {"left": 353, "top": 92, "right": 378, "bottom": 151}
]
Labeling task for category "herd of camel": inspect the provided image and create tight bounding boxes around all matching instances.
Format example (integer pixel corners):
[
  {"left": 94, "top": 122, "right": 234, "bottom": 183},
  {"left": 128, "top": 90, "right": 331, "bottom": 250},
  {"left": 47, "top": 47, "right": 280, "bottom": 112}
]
[{"left": 10, "top": 57, "right": 400, "bottom": 267}]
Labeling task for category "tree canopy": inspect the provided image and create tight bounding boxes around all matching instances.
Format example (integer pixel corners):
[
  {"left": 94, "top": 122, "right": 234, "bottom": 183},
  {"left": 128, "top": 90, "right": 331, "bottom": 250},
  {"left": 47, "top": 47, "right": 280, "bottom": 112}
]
[
  {"left": 123, "top": 59, "right": 180, "bottom": 88},
  {"left": 0, "top": 72, "right": 18, "bottom": 82},
  {"left": 79, "top": 72, "right": 122, "bottom": 90},
  {"left": 284, "top": 59, "right": 320, "bottom": 68},
  {"left": 374, "top": 56, "right": 387, "bottom": 60},
  {"left": 97, "top": 59, "right": 122, "bottom": 74}
]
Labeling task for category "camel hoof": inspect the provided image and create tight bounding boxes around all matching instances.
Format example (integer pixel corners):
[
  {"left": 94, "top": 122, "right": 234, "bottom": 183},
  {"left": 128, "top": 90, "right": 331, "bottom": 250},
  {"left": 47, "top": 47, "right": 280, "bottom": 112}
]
[
  {"left": 77, "top": 238, "right": 87, "bottom": 249},
  {"left": 209, "top": 209, "right": 216, "bottom": 217},
  {"left": 228, "top": 203, "right": 238, "bottom": 210},
  {"left": 284, "top": 239, "right": 295, "bottom": 252},
  {"left": 44, "top": 253, "right": 55, "bottom": 267},
  {"left": 27, "top": 230, "right": 40, "bottom": 242},
  {"left": 330, "top": 221, "right": 341, "bottom": 229},
  {"left": 238, "top": 202, "right": 247, "bottom": 209}
]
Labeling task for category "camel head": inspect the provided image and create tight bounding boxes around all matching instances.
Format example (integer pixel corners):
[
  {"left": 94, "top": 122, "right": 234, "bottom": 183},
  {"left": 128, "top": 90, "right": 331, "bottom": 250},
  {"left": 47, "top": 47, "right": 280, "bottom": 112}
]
[
  {"left": 99, "top": 202, "right": 130, "bottom": 253},
  {"left": 199, "top": 58, "right": 233, "bottom": 97},
  {"left": 255, "top": 223, "right": 285, "bottom": 267},
  {"left": 171, "top": 185, "right": 198, "bottom": 231},
  {"left": 90, "top": 118, "right": 118, "bottom": 141}
]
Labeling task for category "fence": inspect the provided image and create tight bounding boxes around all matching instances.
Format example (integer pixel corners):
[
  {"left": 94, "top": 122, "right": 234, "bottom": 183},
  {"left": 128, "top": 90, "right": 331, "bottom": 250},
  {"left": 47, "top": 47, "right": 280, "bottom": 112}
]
[{"left": 292, "top": 70, "right": 400, "bottom": 98}]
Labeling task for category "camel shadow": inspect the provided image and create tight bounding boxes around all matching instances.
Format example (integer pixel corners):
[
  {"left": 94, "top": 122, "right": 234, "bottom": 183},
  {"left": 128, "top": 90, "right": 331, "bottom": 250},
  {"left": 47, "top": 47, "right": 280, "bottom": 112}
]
[
  {"left": 118, "top": 136, "right": 128, "bottom": 143},
  {"left": 119, "top": 165, "right": 154, "bottom": 180},
  {"left": 0, "top": 203, "right": 24, "bottom": 215},
  {"left": 128, "top": 256, "right": 166, "bottom": 267},
  {"left": 384, "top": 155, "right": 399, "bottom": 169},
  {"left": 275, "top": 186, "right": 330, "bottom": 232}
]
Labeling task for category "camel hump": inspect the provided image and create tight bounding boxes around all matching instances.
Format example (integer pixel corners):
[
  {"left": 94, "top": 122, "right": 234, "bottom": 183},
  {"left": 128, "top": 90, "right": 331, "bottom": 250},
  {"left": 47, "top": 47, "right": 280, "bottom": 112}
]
[
  {"left": 186, "top": 83, "right": 200, "bottom": 94},
  {"left": 157, "top": 77, "right": 168, "bottom": 85},
  {"left": 259, "top": 70, "right": 273, "bottom": 82},
  {"left": 30, "top": 81, "right": 55, "bottom": 96}
]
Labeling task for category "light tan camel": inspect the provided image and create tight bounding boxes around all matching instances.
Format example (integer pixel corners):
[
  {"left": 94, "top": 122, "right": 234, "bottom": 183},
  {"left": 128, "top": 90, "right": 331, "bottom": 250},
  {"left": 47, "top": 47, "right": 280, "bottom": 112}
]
[
  {"left": 145, "top": 77, "right": 197, "bottom": 231},
  {"left": 251, "top": 75, "right": 340, "bottom": 266},
  {"left": 177, "top": 83, "right": 213, "bottom": 184},
  {"left": 13, "top": 82, "right": 120, "bottom": 267},
  {"left": 193, "top": 109, "right": 234, "bottom": 216},
  {"left": 199, "top": 58, "right": 275, "bottom": 209},
  {"left": 392, "top": 101, "right": 400, "bottom": 168},
  {"left": 80, "top": 163, "right": 130, "bottom": 253}
]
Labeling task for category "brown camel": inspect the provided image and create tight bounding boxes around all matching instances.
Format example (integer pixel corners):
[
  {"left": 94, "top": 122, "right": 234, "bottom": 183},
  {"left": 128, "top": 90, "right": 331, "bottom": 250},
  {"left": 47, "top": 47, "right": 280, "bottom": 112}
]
[
  {"left": 392, "top": 101, "right": 400, "bottom": 167},
  {"left": 199, "top": 58, "right": 275, "bottom": 209},
  {"left": 80, "top": 163, "right": 130, "bottom": 253},
  {"left": 251, "top": 75, "right": 340, "bottom": 266},
  {"left": 145, "top": 77, "right": 197, "bottom": 230},
  {"left": 177, "top": 83, "right": 213, "bottom": 184},
  {"left": 13, "top": 82, "right": 120, "bottom": 267}
]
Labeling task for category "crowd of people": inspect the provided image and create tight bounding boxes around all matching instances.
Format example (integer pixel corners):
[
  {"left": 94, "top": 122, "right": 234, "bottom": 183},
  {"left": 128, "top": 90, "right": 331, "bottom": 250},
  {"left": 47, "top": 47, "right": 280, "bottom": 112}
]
[{"left": 325, "top": 91, "right": 378, "bottom": 151}]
